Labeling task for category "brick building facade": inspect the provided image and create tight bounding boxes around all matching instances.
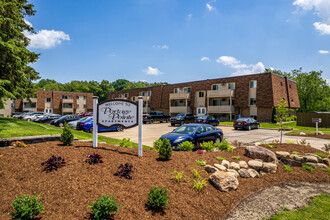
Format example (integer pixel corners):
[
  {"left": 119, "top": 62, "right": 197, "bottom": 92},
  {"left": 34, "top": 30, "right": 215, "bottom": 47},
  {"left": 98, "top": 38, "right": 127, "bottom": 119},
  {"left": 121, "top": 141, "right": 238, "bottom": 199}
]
[
  {"left": 108, "top": 72, "right": 300, "bottom": 122},
  {"left": 15, "top": 90, "right": 93, "bottom": 115}
]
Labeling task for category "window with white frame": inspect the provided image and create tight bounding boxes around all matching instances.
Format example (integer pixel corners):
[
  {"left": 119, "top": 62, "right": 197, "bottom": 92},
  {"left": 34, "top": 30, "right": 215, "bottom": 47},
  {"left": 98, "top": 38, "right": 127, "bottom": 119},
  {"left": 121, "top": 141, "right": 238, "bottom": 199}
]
[
  {"left": 212, "top": 84, "right": 221, "bottom": 90},
  {"left": 250, "top": 81, "right": 257, "bottom": 88}
]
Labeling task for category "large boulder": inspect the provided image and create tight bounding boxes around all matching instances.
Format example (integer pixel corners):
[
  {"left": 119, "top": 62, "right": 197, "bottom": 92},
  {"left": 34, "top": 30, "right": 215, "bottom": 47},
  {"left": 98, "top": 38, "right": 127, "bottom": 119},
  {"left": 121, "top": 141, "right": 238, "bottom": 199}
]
[
  {"left": 204, "top": 165, "right": 219, "bottom": 173},
  {"left": 209, "top": 171, "right": 239, "bottom": 192},
  {"left": 304, "top": 162, "right": 327, "bottom": 169},
  {"left": 276, "top": 151, "right": 290, "bottom": 159},
  {"left": 306, "top": 153, "right": 323, "bottom": 163},
  {"left": 248, "top": 160, "right": 263, "bottom": 171},
  {"left": 214, "top": 164, "right": 227, "bottom": 171},
  {"left": 303, "top": 155, "right": 319, "bottom": 163},
  {"left": 230, "top": 162, "right": 240, "bottom": 170},
  {"left": 221, "top": 160, "right": 230, "bottom": 169},
  {"left": 245, "top": 146, "right": 278, "bottom": 163},
  {"left": 281, "top": 158, "right": 302, "bottom": 167}
]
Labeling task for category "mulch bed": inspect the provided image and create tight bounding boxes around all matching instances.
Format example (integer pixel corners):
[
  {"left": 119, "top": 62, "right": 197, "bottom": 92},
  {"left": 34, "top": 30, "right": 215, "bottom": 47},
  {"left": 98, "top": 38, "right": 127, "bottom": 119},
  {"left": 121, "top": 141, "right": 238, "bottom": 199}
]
[
  {"left": 0, "top": 142, "right": 329, "bottom": 219},
  {"left": 288, "top": 133, "right": 330, "bottom": 140}
]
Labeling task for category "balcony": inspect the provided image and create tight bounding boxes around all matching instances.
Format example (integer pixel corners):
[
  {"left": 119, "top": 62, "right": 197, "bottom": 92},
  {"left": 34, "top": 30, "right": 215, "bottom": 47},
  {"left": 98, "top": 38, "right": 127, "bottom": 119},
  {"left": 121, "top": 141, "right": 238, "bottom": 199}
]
[
  {"left": 62, "top": 108, "right": 74, "bottom": 113},
  {"left": 207, "top": 89, "right": 234, "bottom": 98},
  {"left": 142, "top": 96, "right": 150, "bottom": 102},
  {"left": 169, "top": 92, "right": 191, "bottom": 100},
  {"left": 62, "top": 98, "right": 73, "bottom": 103},
  {"left": 169, "top": 106, "right": 192, "bottom": 114},
  {"left": 207, "top": 105, "right": 235, "bottom": 113}
]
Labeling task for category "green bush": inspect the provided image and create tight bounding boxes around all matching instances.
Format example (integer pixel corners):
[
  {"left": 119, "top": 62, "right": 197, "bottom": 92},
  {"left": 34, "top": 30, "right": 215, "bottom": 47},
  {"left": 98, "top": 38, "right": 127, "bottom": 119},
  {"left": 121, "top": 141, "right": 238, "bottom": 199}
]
[
  {"left": 323, "top": 167, "right": 330, "bottom": 175},
  {"left": 283, "top": 165, "right": 293, "bottom": 172},
  {"left": 88, "top": 195, "right": 120, "bottom": 220},
  {"left": 215, "top": 138, "right": 232, "bottom": 152},
  {"left": 216, "top": 156, "right": 226, "bottom": 161},
  {"left": 178, "top": 141, "right": 194, "bottom": 151},
  {"left": 292, "top": 151, "right": 300, "bottom": 155},
  {"left": 119, "top": 138, "right": 132, "bottom": 148},
  {"left": 232, "top": 156, "right": 241, "bottom": 160},
  {"left": 9, "top": 194, "right": 44, "bottom": 219},
  {"left": 158, "top": 138, "right": 172, "bottom": 160},
  {"left": 200, "top": 141, "right": 215, "bottom": 152},
  {"left": 302, "top": 164, "right": 315, "bottom": 172},
  {"left": 153, "top": 139, "right": 163, "bottom": 152},
  {"left": 147, "top": 186, "right": 170, "bottom": 210},
  {"left": 60, "top": 121, "right": 74, "bottom": 146},
  {"left": 195, "top": 160, "right": 206, "bottom": 166},
  {"left": 314, "top": 152, "right": 327, "bottom": 159}
]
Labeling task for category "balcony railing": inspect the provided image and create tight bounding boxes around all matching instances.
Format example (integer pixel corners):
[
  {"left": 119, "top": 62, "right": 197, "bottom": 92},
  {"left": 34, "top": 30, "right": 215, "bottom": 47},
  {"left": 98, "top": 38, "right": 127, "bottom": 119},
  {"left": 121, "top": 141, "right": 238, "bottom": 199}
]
[
  {"left": 169, "top": 106, "right": 192, "bottom": 114},
  {"left": 169, "top": 92, "right": 191, "bottom": 100},
  {"left": 62, "top": 108, "right": 74, "bottom": 113},
  {"left": 62, "top": 98, "right": 73, "bottom": 103},
  {"left": 207, "top": 89, "right": 234, "bottom": 98},
  {"left": 207, "top": 105, "right": 235, "bottom": 113}
]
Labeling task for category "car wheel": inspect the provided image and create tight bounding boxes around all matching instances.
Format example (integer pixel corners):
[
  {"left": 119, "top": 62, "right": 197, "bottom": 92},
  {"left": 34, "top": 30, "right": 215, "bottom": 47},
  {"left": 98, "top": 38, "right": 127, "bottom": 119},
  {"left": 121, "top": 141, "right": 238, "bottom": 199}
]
[
  {"left": 27, "top": 118, "right": 31, "bottom": 121},
  {"left": 89, "top": 127, "right": 93, "bottom": 133},
  {"left": 248, "top": 125, "right": 251, "bottom": 131},
  {"left": 116, "top": 125, "right": 124, "bottom": 132},
  {"left": 59, "top": 122, "right": 64, "bottom": 127},
  {"left": 150, "top": 119, "right": 154, "bottom": 124},
  {"left": 171, "top": 123, "right": 175, "bottom": 126},
  {"left": 143, "top": 121, "right": 146, "bottom": 124},
  {"left": 234, "top": 127, "right": 238, "bottom": 130},
  {"left": 214, "top": 137, "right": 221, "bottom": 143}
]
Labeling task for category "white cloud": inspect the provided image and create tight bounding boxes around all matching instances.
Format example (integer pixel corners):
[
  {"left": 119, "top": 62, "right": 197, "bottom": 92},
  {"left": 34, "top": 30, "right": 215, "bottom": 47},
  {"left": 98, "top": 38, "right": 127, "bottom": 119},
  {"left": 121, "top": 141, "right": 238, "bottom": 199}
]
[
  {"left": 319, "top": 49, "right": 329, "bottom": 54},
  {"left": 293, "top": 0, "right": 330, "bottom": 34},
  {"left": 24, "top": 19, "right": 32, "bottom": 27},
  {"left": 216, "top": 56, "right": 265, "bottom": 76},
  {"left": 143, "top": 66, "right": 163, "bottom": 76},
  {"left": 206, "top": 0, "right": 216, "bottom": 11},
  {"left": 326, "top": 79, "right": 330, "bottom": 85},
  {"left": 187, "top": 13, "right": 192, "bottom": 21},
  {"left": 201, "top": 56, "right": 210, "bottom": 62},
  {"left": 152, "top": 45, "right": 168, "bottom": 49}
]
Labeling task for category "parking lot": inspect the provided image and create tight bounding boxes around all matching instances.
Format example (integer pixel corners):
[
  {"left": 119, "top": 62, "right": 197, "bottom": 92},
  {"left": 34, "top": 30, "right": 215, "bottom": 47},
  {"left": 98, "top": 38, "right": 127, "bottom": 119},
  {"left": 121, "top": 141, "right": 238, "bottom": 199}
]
[{"left": 99, "top": 123, "right": 328, "bottom": 150}]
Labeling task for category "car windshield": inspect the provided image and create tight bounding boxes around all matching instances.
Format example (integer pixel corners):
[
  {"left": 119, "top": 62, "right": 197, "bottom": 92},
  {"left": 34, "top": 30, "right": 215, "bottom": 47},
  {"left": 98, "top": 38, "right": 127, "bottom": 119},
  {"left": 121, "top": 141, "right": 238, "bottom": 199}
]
[
  {"left": 172, "top": 125, "right": 198, "bottom": 134},
  {"left": 176, "top": 114, "right": 185, "bottom": 117},
  {"left": 197, "top": 116, "right": 207, "bottom": 119},
  {"left": 237, "top": 118, "right": 248, "bottom": 122}
]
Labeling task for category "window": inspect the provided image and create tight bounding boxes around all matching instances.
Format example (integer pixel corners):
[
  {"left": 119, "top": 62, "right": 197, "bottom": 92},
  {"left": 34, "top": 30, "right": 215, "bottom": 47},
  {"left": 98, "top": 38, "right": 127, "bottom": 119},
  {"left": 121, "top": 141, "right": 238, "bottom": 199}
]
[
  {"left": 291, "top": 99, "right": 293, "bottom": 102},
  {"left": 184, "top": 87, "right": 191, "bottom": 93},
  {"left": 289, "top": 84, "right": 292, "bottom": 88},
  {"left": 62, "top": 95, "right": 71, "bottom": 99},
  {"left": 77, "top": 104, "right": 79, "bottom": 108},
  {"left": 84, "top": 104, "right": 86, "bottom": 108},
  {"left": 46, "top": 98, "right": 51, "bottom": 102},
  {"left": 24, "top": 103, "right": 36, "bottom": 108},
  {"left": 228, "top": 83, "right": 235, "bottom": 90},
  {"left": 139, "top": 92, "right": 145, "bottom": 96},
  {"left": 49, "top": 109, "right": 52, "bottom": 113},
  {"left": 45, "top": 109, "right": 48, "bottom": 113},
  {"left": 76, "top": 96, "right": 79, "bottom": 99},
  {"left": 250, "top": 81, "right": 257, "bottom": 88},
  {"left": 112, "top": 95, "right": 115, "bottom": 99},
  {"left": 212, "top": 100, "right": 221, "bottom": 106},
  {"left": 148, "top": 91, "right": 152, "bottom": 96},
  {"left": 250, "top": 98, "right": 256, "bottom": 105},
  {"left": 281, "top": 82, "right": 283, "bottom": 86},
  {"left": 199, "top": 91, "right": 204, "bottom": 98},
  {"left": 212, "top": 84, "right": 221, "bottom": 90},
  {"left": 84, "top": 96, "right": 87, "bottom": 99},
  {"left": 174, "top": 88, "right": 180, "bottom": 93},
  {"left": 63, "top": 103, "right": 72, "bottom": 108},
  {"left": 231, "top": 99, "right": 235, "bottom": 105}
]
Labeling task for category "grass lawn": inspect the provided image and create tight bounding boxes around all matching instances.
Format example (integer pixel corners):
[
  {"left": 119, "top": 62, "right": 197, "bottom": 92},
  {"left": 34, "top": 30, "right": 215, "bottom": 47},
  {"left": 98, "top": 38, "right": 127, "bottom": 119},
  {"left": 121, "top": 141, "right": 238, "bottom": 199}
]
[
  {"left": 0, "top": 117, "right": 154, "bottom": 150},
  {"left": 220, "top": 121, "right": 330, "bottom": 135},
  {"left": 267, "top": 194, "right": 330, "bottom": 220}
]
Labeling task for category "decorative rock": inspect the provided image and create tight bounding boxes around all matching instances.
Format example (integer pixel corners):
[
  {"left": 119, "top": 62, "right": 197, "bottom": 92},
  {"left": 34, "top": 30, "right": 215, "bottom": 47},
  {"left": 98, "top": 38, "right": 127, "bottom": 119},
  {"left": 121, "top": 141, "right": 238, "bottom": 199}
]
[
  {"left": 248, "top": 160, "right": 263, "bottom": 171},
  {"left": 209, "top": 171, "right": 239, "bottom": 192},
  {"left": 248, "top": 169, "right": 259, "bottom": 178},
  {"left": 276, "top": 151, "right": 290, "bottom": 159},
  {"left": 245, "top": 146, "right": 278, "bottom": 163},
  {"left": 280, "top": 158, "right": 302, "bottom": 167},
  {"left": 227, "top": 169, "right": 239, "bottom": 177},
  {"left": 317, "top": 131, "right": 324, "bottom": 135},
  {"left": 306, "top": 153, "right": 323, "bottom": 163},
  {"left": 291, "top": 155, "right": 305, "bottom": 162},
  {"left": 230, "top": 162, "right": 240, "bottom": 170},
  {"left": 299, "top": 132, "right": 306, "bottom": 135},
  {"left": 221, "top": 160, "right": 230, "bottom": 169},
  {"left": 323, "top": 158, "right": 330, "bottom": 166},
  {"left": 262, "top": 162, "right": 277, "bottom": 173},
  {"left": 260, "top": 171, "right": 267, "bottom": 176},
  {"left": 238, "top": 168, "right": 250, "bottom": 178},
  {"left": 239, "top": 161, "right": 249, "bottom": 169},
  {"left": 304, "top": 156, "right": 319, "bottom": 163},
  {"left": 204, "top": 165, "right": 219, "bottom": 173},
  {"left": 304, "top": 163, "right": 327, "bottom": 169},
  {"left": 214, "top": 164, "right": 227, "bottom": 172}
]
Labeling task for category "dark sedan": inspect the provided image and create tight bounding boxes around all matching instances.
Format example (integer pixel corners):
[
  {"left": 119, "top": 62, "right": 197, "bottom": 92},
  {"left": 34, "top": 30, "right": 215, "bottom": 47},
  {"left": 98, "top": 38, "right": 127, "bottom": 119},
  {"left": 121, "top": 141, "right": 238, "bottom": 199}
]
[
  {"left": 159, "top": 124, "right": 223, "bottom": 150},
  {"left": 50, "top": 115, "right": 81, "bottom": 127},
  {"left": 194, "top": 115, "right": 219, "bottom": 126},
  {"left": 34, "top": 114, "right": 61, "bottom": 123},
  {"left": 233, "top": 118, "right": 260, "bottom": 130}
]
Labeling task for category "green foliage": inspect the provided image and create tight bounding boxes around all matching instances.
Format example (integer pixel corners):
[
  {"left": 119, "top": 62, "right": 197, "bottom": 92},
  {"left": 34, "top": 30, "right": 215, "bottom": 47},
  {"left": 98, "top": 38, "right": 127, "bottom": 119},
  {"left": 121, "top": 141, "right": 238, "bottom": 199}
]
[
  {"left": 302, "top": 164, "right": 315, "bottom": 172},
  {"left": 147, "top": 186, "right": 170, "bottom": 210},
  {"left": 60, "top": 122, "right": 74, "bottom": 146},
  {"left": 192, "top": 179, "right": 207, "bottom": 192},
  {"left": 9, "top": 194, "right": 44, "bottom": 219},
  {"left": 88, "top": 195, "right": 120, "bottom": 220},
  {"left": 282, "top": 165, "right": 293, "bottom": 172},
  {"left": 314, "top": 152, "right": 327, "bottom": 159},
  {"left": 292, "top": 151, "right": 300, "bottom": 155},
  {"left": 178, "top": 141, "right": 194, "bottom": 151},
  {"left": 286, "top": 140, "right": 295, "bottom": 144},
  {"left": 119, "top": 138, "right": 132, "bottom": 148},
  {"left": 275, "top": 99, "right": 294, "bottom": 143},
  {"left": 191, "top": 168, "right": 207, "bottom": 179},
  {"left": 323, "top": 168, "right": 330, "bottom": 176},
  {"left": 153, "top": 139, "right": 163, "bottom": 152},
  {"left": 215, "top": 138, "right": 232, "bottom": 152},
  {"left": 171, "top": 170, "right": 185, "bottom": 183},
  {"left": 200, "top": 141, "right": 216, "bottom": 152},
  {"left": 232, "top": 156, "right": 241, "bottom": 160},
  {"left": 216, "top": 156, "right": 226, "bottom": 161},
  {"left": 158, "top": 138, "right": 172, "bottom": 160},
  {"left": 195, "top": 160, "right": 206, "bottom": 166},
  {"left": 0, "top": 0, "right": 40, "bottom": 108}
]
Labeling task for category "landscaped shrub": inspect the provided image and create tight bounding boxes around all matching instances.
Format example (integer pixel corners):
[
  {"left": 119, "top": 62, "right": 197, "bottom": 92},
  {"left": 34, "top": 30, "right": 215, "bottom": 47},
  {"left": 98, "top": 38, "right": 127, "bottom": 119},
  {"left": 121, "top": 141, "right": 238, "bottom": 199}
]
[
  {"left": 323, "top": 167, "right": 330, "bottom": 175},
  {"left": 215, "top": 138, "right": 233, "bottom": 152},
  {"left": 115, "top": 163, "right": 135, "bottom": 179},
  {"left": 292, "top": 151, "right": 300, "bottom": 155},
  {"left": 88, "top": 195, "right": 120, "bottom": 220},
  {"left": 314, "top": 152, "right": 327, "bottom": 159},
  {"left": 191, "top": 168, "right": 207, "bottom": 179},
  {"left": 216, "top": 156, "right": 226, "bottom": 161},
  {"left": 158, "top": 138, "right": 172, "bottom": 160},
  {"left": 232, "top": 156, "right": 241, "bottom": 160},
  {"left": 200, "top": 141, "right": 215, "bottom": 152},
  {"left": 41, "top": 155, "right": 66, "bottom": 172},
  {"left": 283, "top": 165, "right": 293, "bottom": 172},
  {"left": 195, "top": 160, "right": 206, "bottom": 166},
  {"left": 178, "top": 141, "right": 194, "bottom": 151},
  {"left": 11, "top": 141, "right": 28, "bottom": 148},
  {"left": 147, "top": 186, "right": 170, "bottom": 210},
  {"left": 192, "top": 179, "right": 207, "bottom": 192},
  {"left": 153, "top": 139, "right": 163, "bottom": 152},
  {"left": 9, "top": 194, "right": 44, "bottom": 219},
  {"left": 119, "top": 138, "right": 132, "bottom": 148},
  {"left": 171, "top": 170, "right": 185, "bottom": 183},
  {"left": 286, "top": 140, "right": 295, "bottom": 144},
  {"left": 60, "top": 122, "right": 74, "bottom": 146},
  {"left": 84, "top": 153, "right": 103, "bottom": 165},
  {"left": 302, "top": 164, "right": 315, "bottom": 172}
]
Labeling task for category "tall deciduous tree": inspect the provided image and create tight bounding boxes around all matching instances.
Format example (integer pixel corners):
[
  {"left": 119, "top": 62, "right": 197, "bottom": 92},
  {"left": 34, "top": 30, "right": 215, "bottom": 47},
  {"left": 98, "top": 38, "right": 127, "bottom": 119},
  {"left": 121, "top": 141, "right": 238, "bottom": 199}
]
[{"left": 0, "top": 0, "right": 40, "bottom": 108}]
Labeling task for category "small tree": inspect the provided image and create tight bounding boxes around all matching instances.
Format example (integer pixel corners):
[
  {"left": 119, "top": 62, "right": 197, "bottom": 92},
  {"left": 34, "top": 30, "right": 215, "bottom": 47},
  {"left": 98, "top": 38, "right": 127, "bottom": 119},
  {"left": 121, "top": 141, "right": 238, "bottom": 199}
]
[
  {"left": 158, "top": 138, "right": 172, "bottom": 160},
  {"left": 275, "top": 99, "right": 293, "bottom": 143},
  {"left": 60, "top": 122, "right": 74, "bottom": 146}
]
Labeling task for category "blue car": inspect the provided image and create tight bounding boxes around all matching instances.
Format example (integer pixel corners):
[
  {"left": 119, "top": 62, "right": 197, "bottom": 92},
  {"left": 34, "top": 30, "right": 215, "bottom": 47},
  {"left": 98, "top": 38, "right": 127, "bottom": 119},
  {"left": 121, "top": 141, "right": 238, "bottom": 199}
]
[
  {"left": 78, "top": 118, "right": 124, "bottom": 133},
  {"left": 194, "top": 115, "right": 219, "bottom": 126},
  {"left": 159, "top": 124, "right": 223, "bottom": 150}
]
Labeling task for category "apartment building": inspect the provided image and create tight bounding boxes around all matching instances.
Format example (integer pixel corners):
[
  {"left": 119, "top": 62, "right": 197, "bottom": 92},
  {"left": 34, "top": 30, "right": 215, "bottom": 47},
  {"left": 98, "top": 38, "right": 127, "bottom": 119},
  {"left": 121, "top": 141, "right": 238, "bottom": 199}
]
[
  {"left": 108, "top": 72, "right": 300, "bottom": 122},
  {"left": 0, "top": 99, "right": 14, "bottom": 117},
  {"left": 14, "top": 90, "right": 93, "bottom": 115}
]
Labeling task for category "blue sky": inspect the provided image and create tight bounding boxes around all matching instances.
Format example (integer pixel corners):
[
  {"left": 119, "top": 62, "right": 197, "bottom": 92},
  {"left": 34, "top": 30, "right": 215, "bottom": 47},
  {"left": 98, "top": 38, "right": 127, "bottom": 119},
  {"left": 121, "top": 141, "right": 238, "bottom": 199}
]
[{"left": 26, "top": 0, "right": 330, "bottom": 84}]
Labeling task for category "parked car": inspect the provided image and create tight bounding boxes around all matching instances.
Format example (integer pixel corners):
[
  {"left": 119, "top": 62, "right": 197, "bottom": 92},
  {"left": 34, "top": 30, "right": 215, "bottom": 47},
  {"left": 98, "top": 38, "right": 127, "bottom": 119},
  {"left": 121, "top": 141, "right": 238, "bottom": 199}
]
[
  {"left": 143, "top": 111, "right": 170, "bottom": 124},
  {"left": 35, "top": 114, "right": 61, "bottom": 123},
  {"left": 23, "top": 112, "right": 45, "bottom": 121},
  {"left": 12, "top": 110, "right": 33, "bottom": 118},
  {"left": 233, "top": 118, "right": 260, "bottom": 130},
  {"left": 170, "top": 113, "right": 195, "bottom": 126},
  {"left": 78, "top": 112, "right": 93, "bottom": 117},
  {"left": 78, "top": 118, "right": 124, "bottom": 133},
  {"left": 194, "top": 115, "right": 219, "bottom": 126},
  {"left": 50, "top": 115, "right": 82, "bottom": 127},
  {"left": 68, "top": 116, "right": 93, "bottom": 129},
  {"left": 159, "top": 124, "right": 223, "bottom": 150}
]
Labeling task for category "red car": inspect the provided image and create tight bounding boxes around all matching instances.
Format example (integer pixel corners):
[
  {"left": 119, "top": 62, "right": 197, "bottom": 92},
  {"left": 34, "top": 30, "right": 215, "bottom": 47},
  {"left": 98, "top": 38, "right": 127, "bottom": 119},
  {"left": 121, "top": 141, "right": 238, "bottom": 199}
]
[{"left": 78, "top": 112, "right": 93, "bottom": 117}]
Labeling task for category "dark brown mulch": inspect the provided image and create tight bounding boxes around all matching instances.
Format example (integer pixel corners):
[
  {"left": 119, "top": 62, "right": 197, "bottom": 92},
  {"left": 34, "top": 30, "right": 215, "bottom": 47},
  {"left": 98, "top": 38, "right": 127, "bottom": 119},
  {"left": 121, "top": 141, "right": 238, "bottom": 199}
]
[
  {"left": 288, "top": 133, "right": 330, "bottom": 140},
  {"left": 0, "top": 142, "right": 329, "bottom": 220}
]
